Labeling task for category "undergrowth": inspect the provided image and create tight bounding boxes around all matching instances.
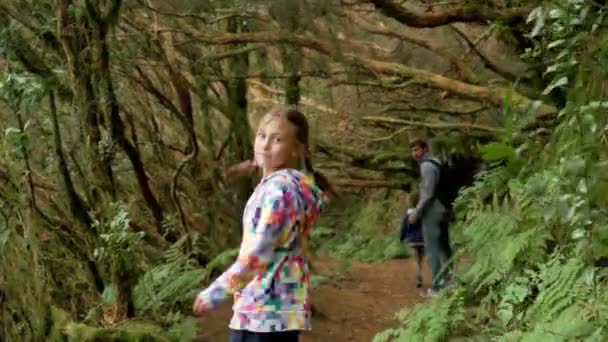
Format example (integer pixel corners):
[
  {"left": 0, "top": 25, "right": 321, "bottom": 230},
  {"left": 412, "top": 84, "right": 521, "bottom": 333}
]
[
  {"left": 312, "top": 191, "right": 410, "bottom": 263},
  {"left": 374, "top": 3, "right": 608, "bottom": 341},
  {"left": 0, "top": 204, "right": 238, "bottom": 341}
]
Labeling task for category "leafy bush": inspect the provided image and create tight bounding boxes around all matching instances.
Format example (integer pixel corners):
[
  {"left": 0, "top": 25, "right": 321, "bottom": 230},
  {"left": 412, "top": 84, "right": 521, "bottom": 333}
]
[{"left": 375, "top": 3, "right": 608, "bottom": 340}]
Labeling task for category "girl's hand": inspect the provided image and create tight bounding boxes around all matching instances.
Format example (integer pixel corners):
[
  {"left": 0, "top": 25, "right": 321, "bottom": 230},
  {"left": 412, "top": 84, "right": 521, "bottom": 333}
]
[
  {"left": 408, "top": 215, "right": 417, "bottom": 224},
  {"left": 225, "top": 159, "right": 258, "bottom": 178},
  {"left": 192, "top": 295, "right": 210, "bottom": 317}
]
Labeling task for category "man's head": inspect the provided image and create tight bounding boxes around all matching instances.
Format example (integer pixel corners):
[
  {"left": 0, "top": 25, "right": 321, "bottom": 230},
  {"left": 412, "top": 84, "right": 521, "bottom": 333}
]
[{"left": 409, "top": 138, "right": 428, "bottom": 162}]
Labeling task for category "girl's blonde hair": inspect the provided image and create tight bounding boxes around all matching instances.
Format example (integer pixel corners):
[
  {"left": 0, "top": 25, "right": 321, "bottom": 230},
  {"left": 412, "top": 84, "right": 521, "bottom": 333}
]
[
  {"left": 236, "top": 105, "right": 335, "bottom": 269},
  {"left": 261, "top": 104, "right": 336, "bottom": 197}
]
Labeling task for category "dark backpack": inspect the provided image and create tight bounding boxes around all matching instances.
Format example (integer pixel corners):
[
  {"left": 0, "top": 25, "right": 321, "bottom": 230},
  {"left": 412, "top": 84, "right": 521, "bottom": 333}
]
[{"left": 420, "top": 158, "right": 460, "bottom": 214}]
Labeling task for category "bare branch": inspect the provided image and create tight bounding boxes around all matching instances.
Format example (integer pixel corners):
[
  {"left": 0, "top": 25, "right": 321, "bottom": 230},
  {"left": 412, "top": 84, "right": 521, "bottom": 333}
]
[
  {"left": 370, "top": 102, "right": 489, "bottom": 117},
  {"left": 351, "top": 57, "right": 555, "bottom": 116},
  {"left": 367, "top": 126, "right": 414, "bottom": 142},
  {"left": 349, "top": 13, "right": 475, "bottom": 81},
  {"left": 362, "top": 115, "right": 501, "bottom": 133},
  {"left": 135, "top": 0, "right": 208, "bottom": 22},
  {"left": 184, "top": 30, "right": 555, "bottom": 116},
  {"left": 366, "top": 0, "right": 532, "bottom": 28},
  {"left": 185, "top": 31, "right": 334, "bottom": 55},
  {"left": 199, "top": 45, "right": 265, "bottom": 61},
  {"left": 449, "top": 24, "right": 519, "bottom": 83}
]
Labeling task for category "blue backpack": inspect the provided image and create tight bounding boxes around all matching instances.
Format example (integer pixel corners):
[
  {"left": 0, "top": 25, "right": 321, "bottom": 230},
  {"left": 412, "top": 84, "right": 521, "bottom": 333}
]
[{"left": 399, "top": 215, "right": 423, "bottom": 246}]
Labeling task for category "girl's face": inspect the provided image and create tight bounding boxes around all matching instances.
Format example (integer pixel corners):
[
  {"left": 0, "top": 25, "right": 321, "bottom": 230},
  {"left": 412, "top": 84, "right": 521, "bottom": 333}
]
[{"left": 254, "top": 115, "right": 303, "bottom": 175}]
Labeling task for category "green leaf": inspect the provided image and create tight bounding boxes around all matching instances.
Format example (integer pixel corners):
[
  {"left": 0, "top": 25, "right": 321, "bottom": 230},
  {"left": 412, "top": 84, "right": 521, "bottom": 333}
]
[
  {"left": 571, "top": 228, "right": 585, "bottom": 239},
  {"left": 101, "top": 285, "right": 117, "bottom": 304},
  {"left": 528, "top": 7, "right": 545, "bottom": 37},
  {"left": 497, "top": 303, "right": 514, "bottom": 327},
  {"left": 543, "top": 76, "right": 568, "bottom": 95},
  {"left": 547, "top": 39, "right": 566, "bottom": 49},
  {"left": 4, "top": 127, "right": 21, "bottom": 136},
  {"left": 480, "top": 142, "right": 516, "bottom": 163}
]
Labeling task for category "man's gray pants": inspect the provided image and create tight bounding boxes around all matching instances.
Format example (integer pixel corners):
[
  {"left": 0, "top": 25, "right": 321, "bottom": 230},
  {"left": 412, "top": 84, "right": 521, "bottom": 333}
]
[{"left": 421, "top": 214, "right": 452, "bottom": 290}]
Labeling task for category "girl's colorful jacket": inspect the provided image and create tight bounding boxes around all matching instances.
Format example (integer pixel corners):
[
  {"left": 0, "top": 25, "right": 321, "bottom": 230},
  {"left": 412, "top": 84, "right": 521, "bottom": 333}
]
[{"left": 197, "top": 169, "right": 328, "bottom": 332}]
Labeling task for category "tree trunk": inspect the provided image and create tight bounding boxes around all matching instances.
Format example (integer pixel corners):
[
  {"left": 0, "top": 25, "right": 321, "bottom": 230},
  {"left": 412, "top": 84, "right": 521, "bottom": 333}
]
[
  {"left": 88, "top": 0, "right": 170, "bottom": 240},
  {"left": 226, "top": 17, "right": 254, "bottom": 213},
  {"left": 157, "top": 36, "right": 199, "bottom": 234},
  {"left": 49, "top": 91, "right": 92, "bottom": 228},
  {"left": 56, "top": 0, "right": 116, "bottom": 203}
]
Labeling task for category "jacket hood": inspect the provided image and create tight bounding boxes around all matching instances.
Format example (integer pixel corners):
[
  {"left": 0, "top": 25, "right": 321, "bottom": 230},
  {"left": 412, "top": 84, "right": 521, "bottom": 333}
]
[{"left": 262, "top": 169, "right": 328, "bottom": 231}]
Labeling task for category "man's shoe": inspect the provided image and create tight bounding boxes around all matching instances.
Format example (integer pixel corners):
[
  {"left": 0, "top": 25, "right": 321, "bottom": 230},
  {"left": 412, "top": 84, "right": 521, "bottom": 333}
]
[
  {"left": 421, "top": 288, "right": 441, "bottom": 298},
  {"left": 444, "top": 279, "right": 458, "bottom": 290}
]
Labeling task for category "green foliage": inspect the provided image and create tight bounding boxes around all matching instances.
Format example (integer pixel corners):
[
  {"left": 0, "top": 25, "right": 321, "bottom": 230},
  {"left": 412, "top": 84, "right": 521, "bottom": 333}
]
[
  {"left": 133, "top": 234, "right": 237, "bottom": 323},
  {"left": 0, "top": 222, "right": 51, "bottom": 341},
  {"left": 1, "top": 212, "right": 98, "bottom": 341},
  {"left": 133, "top": 246, "right": 202, "bottom": 320},
  {"left": 93, "top": 202, "right": 145, "bottom": 271},
  {"left": 0, "top": 72, "right": 46, "bottom": 110},
  {"left": 524, "top": 0, "right": 607, "bottom": 95},
  {"left": 313, "top": 196, "right": 409, "bottom": 263},
  {"left": 0, "top": 204, "right": 235, "bottom": 341},
  {"left": 374, "top": 289, "right": 467, "bottom": 342},
  {"left": 52, "top": 233, "right": 235, "bottom": 340},
  {"left": 376, "top": 151, "right": 608, "bottom": 340},
  {"left": 375, "top": 4, "right": 608, "bottom": 340},
  {"left": 58, "top": 308, "right": 197, "bottom": 342},
  {"left": 479, "top": 143, "right": 515, "bottom": 163}
]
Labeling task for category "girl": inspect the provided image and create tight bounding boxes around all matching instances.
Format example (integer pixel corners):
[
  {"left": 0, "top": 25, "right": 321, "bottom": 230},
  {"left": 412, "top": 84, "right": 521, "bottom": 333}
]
[
  {"left": 399, "top": 191, "right": 425, "bottom": 288},
  {"left": 192, "top": 105, "right": 335, "bottom": 342}
]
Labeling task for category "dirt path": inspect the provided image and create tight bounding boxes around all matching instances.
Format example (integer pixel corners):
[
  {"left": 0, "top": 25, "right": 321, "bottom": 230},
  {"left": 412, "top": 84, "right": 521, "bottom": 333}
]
[{"left": 198, "top": 257, "right": 430, "bottom": 342}]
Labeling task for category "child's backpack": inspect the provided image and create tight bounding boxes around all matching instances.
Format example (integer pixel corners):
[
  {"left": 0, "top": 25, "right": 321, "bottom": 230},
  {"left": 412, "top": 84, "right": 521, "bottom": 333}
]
[{"left": 399, "top": 209, "right": 423, "bottom": 246}]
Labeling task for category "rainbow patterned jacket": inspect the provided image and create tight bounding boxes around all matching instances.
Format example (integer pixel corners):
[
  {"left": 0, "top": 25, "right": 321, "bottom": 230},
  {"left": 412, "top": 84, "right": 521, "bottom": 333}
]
[{"left": 197, "top": 169, "right": 328, "bottom": 332}]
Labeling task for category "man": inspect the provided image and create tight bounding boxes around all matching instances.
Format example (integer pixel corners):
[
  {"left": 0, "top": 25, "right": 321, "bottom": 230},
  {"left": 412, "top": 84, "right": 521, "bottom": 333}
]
[{"left": 408, "top": 138, "right": 452, "bottom": 296}]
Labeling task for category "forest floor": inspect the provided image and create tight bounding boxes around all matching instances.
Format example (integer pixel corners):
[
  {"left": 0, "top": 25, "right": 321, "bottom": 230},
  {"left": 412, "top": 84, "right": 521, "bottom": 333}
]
[{"left": 197, "top": 256, "right": 431, "bottom": 342}]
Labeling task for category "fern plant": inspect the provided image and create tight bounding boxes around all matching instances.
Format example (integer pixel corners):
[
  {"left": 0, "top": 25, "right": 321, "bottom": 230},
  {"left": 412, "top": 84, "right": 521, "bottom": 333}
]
[
  {"left": 374, "top": 3, "right": 608, "bottom": 340},
  {"left": 373, "top": 289, "right": 467, "bottom": 342},
  {"left": 132, "top": 233, "right": 238, "bottom": 325}
]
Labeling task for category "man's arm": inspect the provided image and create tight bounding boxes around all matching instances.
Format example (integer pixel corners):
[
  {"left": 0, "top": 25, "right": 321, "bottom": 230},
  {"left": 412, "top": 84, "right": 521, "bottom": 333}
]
[{"left": 413, "top": 161, "right": 439, "bottom": 220}]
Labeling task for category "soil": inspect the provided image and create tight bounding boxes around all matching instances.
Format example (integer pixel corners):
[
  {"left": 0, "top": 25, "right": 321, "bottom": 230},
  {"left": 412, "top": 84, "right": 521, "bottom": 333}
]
[{"left": 196, "top": 256, "right": 431, "bottom": 342}]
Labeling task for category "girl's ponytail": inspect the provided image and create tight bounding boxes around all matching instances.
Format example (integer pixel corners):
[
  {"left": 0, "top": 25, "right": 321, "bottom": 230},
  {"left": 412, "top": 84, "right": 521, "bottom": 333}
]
[{"left": 304, "top": 154, "right": 337, "bottom": 198}]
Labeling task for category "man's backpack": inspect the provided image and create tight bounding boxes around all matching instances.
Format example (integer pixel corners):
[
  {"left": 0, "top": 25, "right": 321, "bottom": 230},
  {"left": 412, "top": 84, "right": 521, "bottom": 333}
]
[{"left": 420, "top": 158, "right": 460, "bottom": 215}]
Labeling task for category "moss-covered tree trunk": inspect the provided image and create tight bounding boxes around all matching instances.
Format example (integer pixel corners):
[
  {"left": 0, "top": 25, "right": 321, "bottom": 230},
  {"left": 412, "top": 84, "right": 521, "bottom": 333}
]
[
  {"left": 282, "top": 42, "right": 302, "bottom": 106},
  {"left": 225, "top": 16, "right": 254, "bottom": 216},
  {"left": 56, "top": 0, "right": 116, "bottom": 204},
  {"left": 84, "top": 0, "right": 169, "bottom": 243},
  {"left": 49, "top": 91, "right": 92, "bottom": 230}
]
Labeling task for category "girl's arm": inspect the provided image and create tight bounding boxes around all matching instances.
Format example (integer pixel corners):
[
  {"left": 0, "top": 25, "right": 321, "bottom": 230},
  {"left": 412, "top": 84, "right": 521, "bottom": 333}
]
[
  {"left": 224, "top": 159, "right": 258, "bottom": 178},
  {"left": 196, "top": 181, "right": 299, "bottom": 309}
]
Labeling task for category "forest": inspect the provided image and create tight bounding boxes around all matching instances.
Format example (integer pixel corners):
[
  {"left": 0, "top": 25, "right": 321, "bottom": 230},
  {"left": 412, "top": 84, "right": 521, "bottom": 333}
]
[{"left": 1, "top": 0, "right": 607, "bottom": 341}]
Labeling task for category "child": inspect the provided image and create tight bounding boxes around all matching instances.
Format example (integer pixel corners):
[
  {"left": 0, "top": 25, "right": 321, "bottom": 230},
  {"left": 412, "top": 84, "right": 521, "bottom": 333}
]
[
  {"left": 399, "top": 191, "right": 425, "bottom": 288},
  {"left": 192, "top": 105, "right": 334, "bottom": 342}
]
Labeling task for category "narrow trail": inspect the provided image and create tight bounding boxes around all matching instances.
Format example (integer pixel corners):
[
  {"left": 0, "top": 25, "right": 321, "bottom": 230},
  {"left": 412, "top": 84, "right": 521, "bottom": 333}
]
[{"left": 198, "top": 257, "right": 431, "bottom": 342}]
